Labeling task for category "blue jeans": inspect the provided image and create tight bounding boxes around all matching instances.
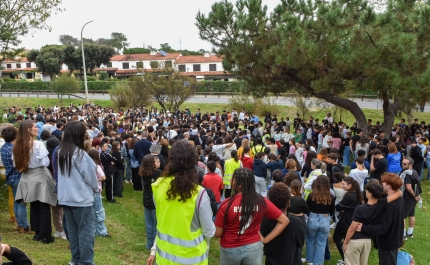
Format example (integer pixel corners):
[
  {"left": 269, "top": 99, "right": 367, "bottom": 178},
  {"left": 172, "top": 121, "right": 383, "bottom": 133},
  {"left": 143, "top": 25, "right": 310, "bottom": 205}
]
[
  {"left": 426, "top": 159, "right": 430, "bottom": 180},
  {"left": 125, "top": 158, "right": 131, "bottom": 181},
  {"left": 93, "top": 193, "right": 108, "bottom": 236},
  {"left": 11, "top": 178, "right": 29, "bottom": 229},
  {"left": 64, "top": 206, "right": 95, "bottom": 265},
  {"left": 306, "top": 213, "right": 331, "bottom": 265},
  {"left": 220, "top": 241, "right": 264, "bottom": 265},
  {"left": 144, "top": 207, "right": 157, "bottom": 249},
  {"left": 343, "top": 146, "right": 351, "bottom": 166}
]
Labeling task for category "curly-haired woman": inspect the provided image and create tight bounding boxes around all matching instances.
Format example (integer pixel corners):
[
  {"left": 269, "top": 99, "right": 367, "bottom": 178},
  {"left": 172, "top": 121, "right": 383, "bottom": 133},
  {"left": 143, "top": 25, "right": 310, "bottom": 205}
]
[
  {"left": 139, "top": 154, "right": 161, "bottom": 250},
  {"left": 147, "top": 140, "right": 215, "bottom": 265},
  {"left": 305, "top": 175, "right": 335, "bottom": 265}
]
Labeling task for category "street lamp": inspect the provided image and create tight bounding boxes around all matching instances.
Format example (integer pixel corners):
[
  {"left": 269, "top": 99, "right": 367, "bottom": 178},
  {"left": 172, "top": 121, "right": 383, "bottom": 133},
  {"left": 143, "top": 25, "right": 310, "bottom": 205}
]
[{"left": 81, "top": 20, "right": 93, "bottom": 104}]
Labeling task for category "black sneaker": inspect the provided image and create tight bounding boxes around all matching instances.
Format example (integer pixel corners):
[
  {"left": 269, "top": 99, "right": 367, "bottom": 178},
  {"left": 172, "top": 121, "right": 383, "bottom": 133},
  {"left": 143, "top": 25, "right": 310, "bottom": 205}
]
[
  {"left": 108, "top": 199, "right": 119, "bottom": 204},
  {"left": 33, "top": 234, "right": 42, "bottom": 241},
  {"left": 403, "top": 235, "right": 408, "bottom": 241},
  {"left": 102, "top": 234, "right": 112, "bottom": 238},
  {"left": 407, "top": 233, "right": 414, "bottom": 239},
  {"left": 41, "top": 236, "right": 55, "bottom": 244}
]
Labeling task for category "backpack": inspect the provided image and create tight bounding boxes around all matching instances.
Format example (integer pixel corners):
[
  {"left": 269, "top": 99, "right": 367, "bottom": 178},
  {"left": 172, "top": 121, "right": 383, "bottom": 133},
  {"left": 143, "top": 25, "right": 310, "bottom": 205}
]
[
  {"left": 411, "top": 171, "right": 422, "bottom": 195},
  {"left": 253, "top": 128, "right": 261, "bottom": 138}
]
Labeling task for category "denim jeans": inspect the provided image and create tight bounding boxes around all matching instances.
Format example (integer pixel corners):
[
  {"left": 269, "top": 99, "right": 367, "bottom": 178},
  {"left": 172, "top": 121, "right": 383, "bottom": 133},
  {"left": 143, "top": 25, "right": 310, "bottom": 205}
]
[
  {"left": 254, "top": 176, "right": 267, "bottom": 197},
  {"left": 317, "top": 144, "right": 322, "bottom": 154},
  {"left": 144, "top": 207, "right": 157, "bottom": 250},
  {"left": 11, "top": 178, "right": 29, "bottom": 229},
  {"left": 93, "top": 192, "right": 108, "bottom": 236},
  {"left": 426, "top": 159, "right": 430, "bottom": 180},
  {"left": 306, "top": 212, "right": 331, "bottom": 265},
  {"left": 220, "top": 241, "right": 263, "bottom": 265},
  {"left": 343, "top": 146, "right": 351, "bottom": 166},
  {"left": 125, "top": 158, "right": 132, "bottom": 181},
  {"left": 64, "top": 206, "right": 95, "bottom": 265}
]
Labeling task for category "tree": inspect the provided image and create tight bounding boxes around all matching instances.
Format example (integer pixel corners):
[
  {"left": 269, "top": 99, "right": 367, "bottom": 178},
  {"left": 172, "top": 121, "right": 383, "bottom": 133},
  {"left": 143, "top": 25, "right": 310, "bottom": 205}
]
[
  {"left": 75, "top": 44, "right": 116, "bottom": 73},
  {"left": 160, "top": 43, "right": 176, "bottom": 52},
  {"left": 109, "top": 82, "right": 130, "bottom": 108},
  {"left": 0, "top": 0, "right": 63, "bottom": 61},
  {"left": 50, "top": 74, "right": 80, "bottom": 102},
  {"left": 124, "top": 47, "right": 151, "bottom": 54},
  {"left": 148, "top": 69, "right": 197, "bottom": 112},
  {"left": 59, "top": 35, "right": 80, "bottom": 46},
  {"left": 29, "top": 45, "right": 63, "bottom": 78},
  {"left": 110, "top": 32, "right": 129, "bottom": 52},
  {"left": 126, "top": 76, "right": 153, "bottom": 107},
  {"left": 196, "top": 0, "right": 430, "bottom": 135},
  {"left": 62, "top": 45, "right": 81, "bottom": 73}
]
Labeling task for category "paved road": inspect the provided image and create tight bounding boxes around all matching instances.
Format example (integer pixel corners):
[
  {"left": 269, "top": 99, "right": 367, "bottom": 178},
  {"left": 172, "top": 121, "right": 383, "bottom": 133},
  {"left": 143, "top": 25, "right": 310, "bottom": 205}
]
[{"left": 0, "top": 92, "right": 426, "bottom": 111}]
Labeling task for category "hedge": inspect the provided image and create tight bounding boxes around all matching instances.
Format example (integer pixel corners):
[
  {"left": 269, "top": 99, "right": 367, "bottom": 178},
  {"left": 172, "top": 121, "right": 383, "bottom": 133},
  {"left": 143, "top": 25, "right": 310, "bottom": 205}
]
[
  {"left": 195, "top": 81, "right": 245, "bottom": 92},
  {"left": 0, "top": 81, "right": 116, "bottom": 91}
]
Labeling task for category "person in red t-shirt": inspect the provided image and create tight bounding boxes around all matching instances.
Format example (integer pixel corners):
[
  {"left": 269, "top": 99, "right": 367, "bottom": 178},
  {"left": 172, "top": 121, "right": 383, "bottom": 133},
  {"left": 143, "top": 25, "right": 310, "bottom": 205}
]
[
  {"left": 214, "top": 168, "right": 290, "bottom": 264},
  {"left": 240, "top": 146, "right": 254, "bottom": 170},
  {"left": 202, "top": 161, "right": 224, "bottom": 203}
]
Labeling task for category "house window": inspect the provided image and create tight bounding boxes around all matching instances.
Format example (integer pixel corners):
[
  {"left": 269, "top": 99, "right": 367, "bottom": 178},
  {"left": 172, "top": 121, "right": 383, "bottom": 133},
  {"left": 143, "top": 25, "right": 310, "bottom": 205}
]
[
  {"left": 150, "top": 61, "right": 159, "bottom": 69},
  {"left": 107, "top": 62, "right": 112, "bottom": 67},
  {"left": 26, "top": 73, "right": 33, "bottom": 79},
  {"left": 136, "top": 62, "right": 143, "bottom": 68},
  {"left": 165, "top": 61, "right": 172, "bottom": 68},
  {"left": 193, "top": 64, "right": 201, "bottom": 72},
  {"left": 16, "top": 63, "right": 21, "bottom": 68},
  {"left": 209, "top": 64, "right": 217, "bottom": 71},
  {"left": 6, "top": 64, "right": 11, "bottom": 69},
  {"left": 26, "top": 63, "right": 31, "bottom": 68},
  {"left": 122, "top": 62, "right": 129, "bottom": 69},
  {"left": 178, "top": 65, "right": 186, "bottom": 72}
]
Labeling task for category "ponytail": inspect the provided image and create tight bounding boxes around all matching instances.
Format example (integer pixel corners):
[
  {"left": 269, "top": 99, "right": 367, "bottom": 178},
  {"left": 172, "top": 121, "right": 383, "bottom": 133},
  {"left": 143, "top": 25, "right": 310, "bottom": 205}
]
[{"left": 231, "top": 150, "right": 238, "bottom": 162}]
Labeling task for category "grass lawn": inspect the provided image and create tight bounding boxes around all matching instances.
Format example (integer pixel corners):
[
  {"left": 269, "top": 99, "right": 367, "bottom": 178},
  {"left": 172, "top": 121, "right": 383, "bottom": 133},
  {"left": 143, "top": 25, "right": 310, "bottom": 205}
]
[
  {"left": 0, "top": 173, "right": 429, "bottom": 265},
  {"left": 0, "top": 97, "right": 429, "bottom": 127}
]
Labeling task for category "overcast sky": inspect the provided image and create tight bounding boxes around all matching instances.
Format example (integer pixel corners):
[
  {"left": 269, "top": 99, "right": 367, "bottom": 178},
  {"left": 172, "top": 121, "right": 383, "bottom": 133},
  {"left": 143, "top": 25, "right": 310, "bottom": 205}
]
[{"left": 19, "top": 0, "right": 281, "bottom": 52}]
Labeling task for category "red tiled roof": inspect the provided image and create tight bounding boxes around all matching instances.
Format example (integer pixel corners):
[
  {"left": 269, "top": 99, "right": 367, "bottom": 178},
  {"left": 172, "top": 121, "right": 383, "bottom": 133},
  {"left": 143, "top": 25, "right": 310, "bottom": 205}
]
[
  {"left": 179, "top": 71, "right": 228, "bottom": 76},
  {"left": 3, "top": 57, "right": 29, "bottom": 63},
  {"left": 2, "top": 68, "right": 38, "bottom": 73},
  {"left": 175, "top": 55, "right": 223, "bottom": 64},
  {"left": 110, "top": 53, "right": 181, "bottom": 62}
]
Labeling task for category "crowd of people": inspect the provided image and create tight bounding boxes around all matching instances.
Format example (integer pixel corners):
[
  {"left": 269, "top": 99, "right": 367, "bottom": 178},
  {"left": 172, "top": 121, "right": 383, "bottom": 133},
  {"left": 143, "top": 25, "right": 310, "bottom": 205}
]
[{"left": 0, "top": 103, "right": 424, "bottom": 265}]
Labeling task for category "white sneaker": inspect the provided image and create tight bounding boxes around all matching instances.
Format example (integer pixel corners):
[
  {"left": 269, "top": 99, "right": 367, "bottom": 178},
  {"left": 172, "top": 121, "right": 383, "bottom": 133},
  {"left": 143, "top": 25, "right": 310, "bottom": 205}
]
[
  {"left": 336, "top": 260, "right": 345, "bottom": 265},
  {"left": 330, "top": 223, "right": 337, "bottom": 229},
  {"left": 54, "top": 231, "right": 62, "bottom": 238},
  {"left": 301, "top": 258, "right": 307, "bottom": 263},
  {"left": 61, "top": 231, "right": 67, "bottom": 240}
]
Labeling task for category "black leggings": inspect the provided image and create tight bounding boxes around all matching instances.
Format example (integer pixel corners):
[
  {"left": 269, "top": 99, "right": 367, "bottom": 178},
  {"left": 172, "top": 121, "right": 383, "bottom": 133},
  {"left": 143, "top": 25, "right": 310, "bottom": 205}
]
[{"left": 333, "top": 222, "right": 349, "bottom": 261}]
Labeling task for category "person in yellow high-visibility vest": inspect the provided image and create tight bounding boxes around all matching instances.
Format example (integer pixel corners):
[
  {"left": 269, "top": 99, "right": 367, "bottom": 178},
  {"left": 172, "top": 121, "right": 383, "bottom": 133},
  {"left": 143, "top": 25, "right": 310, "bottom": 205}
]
[{"left": 147, "top": 140, "right": 215, "bottom": 265}]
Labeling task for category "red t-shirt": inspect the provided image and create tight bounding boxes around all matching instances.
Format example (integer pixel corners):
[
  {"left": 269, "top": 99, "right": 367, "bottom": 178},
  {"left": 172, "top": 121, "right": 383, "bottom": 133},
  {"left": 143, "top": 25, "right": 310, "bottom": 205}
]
[
  {"left": 214, "top": 194, "right": 282, "bottom": 248},
  {"left": 202, "top": 173, "right": 224, "bottom": 203}
]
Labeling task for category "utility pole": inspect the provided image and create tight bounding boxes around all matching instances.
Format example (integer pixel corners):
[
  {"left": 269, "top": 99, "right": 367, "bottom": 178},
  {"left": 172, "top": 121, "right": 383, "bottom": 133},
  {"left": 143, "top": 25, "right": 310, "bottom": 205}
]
[{"left": 179, "top": 36, "right": 182, "bottom": 52}]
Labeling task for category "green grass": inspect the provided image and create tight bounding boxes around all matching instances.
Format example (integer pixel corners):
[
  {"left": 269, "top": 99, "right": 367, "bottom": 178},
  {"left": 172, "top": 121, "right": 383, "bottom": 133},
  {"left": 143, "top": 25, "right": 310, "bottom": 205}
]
[{"left": 1, "top": 175, "right": 429, "bottom": 265}]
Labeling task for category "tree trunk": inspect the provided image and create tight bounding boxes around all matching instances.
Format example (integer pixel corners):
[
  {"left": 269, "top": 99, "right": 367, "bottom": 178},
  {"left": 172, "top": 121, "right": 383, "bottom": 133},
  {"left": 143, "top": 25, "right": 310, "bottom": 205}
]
[{"left": 380, "top": 98, "right": 401, "bottom": 140}]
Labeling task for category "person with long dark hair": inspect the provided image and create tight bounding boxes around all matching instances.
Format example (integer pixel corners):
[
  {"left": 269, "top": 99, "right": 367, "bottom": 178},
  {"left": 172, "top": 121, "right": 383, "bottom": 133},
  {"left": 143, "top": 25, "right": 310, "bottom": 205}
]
[
  {"left": 333, "top": 176, "right": 363, "bottom": 264},
  {"left": 223, "top": 150, "right": 242, "bottom": 198},
  {"left": 305, "top": 175, "right": 335, "bottom": 265},
  {"left": 13, "top": 120, "right": 57, "bottom": 244},
  {"left": 139, "top": 154, "right": 161, "bottom": 250},
  {"left": 55, "top": 121, "right": 99, "bottom": 264},
  {"left": 214, "top": 168, "right": 289, "bottom": 264},
  {"left": 147, "top": 140, "right": 215, "bottom": 265}
]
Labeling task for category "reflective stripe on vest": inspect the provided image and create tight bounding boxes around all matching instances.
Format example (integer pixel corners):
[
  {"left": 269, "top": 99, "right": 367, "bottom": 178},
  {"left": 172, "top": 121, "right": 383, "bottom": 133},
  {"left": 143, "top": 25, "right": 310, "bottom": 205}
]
[
  {"left": 157, "top": 230, "right": 205, "bottom": 248},
  {"left": 157, "top": 246, "right": 208, "bottom": 265}
]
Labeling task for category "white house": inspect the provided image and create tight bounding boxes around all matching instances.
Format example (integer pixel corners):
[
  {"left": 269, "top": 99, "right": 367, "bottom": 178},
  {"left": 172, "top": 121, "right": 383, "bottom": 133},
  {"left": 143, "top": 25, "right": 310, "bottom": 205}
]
[
  {"left": 0, "top": 57, "right": 38, "bottom": 80},
  {"left": 174, "top": 52, "right": 234, "bottom": 81}
]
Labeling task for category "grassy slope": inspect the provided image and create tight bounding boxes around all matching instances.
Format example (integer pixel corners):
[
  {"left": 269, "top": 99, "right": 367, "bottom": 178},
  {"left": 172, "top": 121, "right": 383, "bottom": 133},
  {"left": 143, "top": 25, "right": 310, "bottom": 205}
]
[{"left": 0, "top": 175, "right": 429, "bottom": 265}]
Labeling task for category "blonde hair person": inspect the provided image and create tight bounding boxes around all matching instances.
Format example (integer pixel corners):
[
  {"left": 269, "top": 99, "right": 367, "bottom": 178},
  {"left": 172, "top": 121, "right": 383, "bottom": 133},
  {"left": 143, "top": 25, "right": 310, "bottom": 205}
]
[{"left": 237, "top": 138, "right": 254, "bottom": 159}]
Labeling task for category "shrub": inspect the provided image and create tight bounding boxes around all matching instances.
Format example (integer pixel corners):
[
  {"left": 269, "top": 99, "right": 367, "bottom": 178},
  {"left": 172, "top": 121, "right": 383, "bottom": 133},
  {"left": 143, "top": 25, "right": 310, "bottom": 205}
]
[{"left": 228, "top": 94, "right": 282, "bottom": 117}]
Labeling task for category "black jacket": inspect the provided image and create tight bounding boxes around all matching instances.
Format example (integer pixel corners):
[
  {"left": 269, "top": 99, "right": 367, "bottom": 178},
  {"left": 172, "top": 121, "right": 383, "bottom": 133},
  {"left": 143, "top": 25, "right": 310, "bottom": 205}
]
[
  {"left": 142, "top": 169, "right": 161, "bottom": 209},
  {"left": 100, "top": 151, "right": 117, "bottom": 175}
]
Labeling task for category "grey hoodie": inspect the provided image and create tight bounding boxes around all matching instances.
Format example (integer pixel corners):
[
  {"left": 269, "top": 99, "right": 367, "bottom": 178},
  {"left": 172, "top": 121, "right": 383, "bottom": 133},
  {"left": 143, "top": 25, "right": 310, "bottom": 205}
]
[{"left": 56, "top": 149, "right": 99, "bottom": 207}]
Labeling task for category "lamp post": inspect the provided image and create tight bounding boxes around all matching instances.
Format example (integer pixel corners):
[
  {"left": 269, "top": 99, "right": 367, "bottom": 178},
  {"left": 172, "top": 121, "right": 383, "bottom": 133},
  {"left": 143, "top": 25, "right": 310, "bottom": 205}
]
[{"left": 81, "top": 20, "right": 93, "bottom": 104}]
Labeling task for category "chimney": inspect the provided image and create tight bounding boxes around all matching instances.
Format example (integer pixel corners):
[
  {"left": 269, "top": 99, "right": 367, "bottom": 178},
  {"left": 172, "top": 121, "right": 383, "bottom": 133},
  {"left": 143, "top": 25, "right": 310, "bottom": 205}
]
[{"left": 204, "top": 51, "right": 210, "bottom": 58}]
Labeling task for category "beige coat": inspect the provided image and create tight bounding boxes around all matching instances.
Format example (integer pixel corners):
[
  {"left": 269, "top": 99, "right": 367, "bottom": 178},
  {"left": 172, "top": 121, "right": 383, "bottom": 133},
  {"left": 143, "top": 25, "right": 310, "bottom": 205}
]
[{"left": 15, "top": 167, "right": 57, "bottom": 206}]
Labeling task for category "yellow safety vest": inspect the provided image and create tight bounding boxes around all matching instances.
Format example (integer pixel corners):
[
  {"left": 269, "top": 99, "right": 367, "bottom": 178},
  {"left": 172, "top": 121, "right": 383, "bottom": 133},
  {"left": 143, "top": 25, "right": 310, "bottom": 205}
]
[
  {"left": 152, "top": 177, "right": 208, "bottom": 265},
  {"left": 223, "top": 158, "right": 241, "bottom": 185}
]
